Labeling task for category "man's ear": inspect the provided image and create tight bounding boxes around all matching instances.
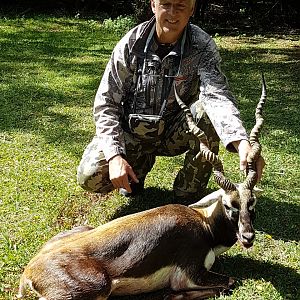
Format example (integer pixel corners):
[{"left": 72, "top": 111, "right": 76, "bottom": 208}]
[
  {"left": 190, "top": 1, "right": 196, "bottom": 17},
  {"left": 150, "top": 0, "right": 156, "bottom": 14}
]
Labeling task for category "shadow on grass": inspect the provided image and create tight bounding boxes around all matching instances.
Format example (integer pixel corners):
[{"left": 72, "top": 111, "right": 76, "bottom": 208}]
[
  {"left": 110, "top": 255, "right": 299, "bottom": 300},
  {"left": 111, "top": 186, "right": 300, "bottom": 243},
  {"left": 216, "top": 255, "right": 300, "bottom": 298},
  {"left": 255, "top": 196, "right": 300, "bottom": 242},
  {"left": 216, "top": 254, "right": 299, "bottom": 298},
  {"left": 110, "top": 186, "right": 219, "bottom": 220},
  {"left": 220, "top": 47, "right": 300, "bottom": 151}
]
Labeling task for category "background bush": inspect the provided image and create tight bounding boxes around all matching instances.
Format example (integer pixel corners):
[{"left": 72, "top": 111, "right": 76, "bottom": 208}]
[
  {"left": 132, "top": 0, "right": 152, "bottom": 23},
  {"left": 1, "top": 0, "right": 299, "bottom": 29}
]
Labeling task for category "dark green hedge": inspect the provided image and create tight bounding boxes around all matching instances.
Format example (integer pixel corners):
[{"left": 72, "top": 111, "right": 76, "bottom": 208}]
[{"left": 1, "top": 0, "right": 299, "bottom": 28}]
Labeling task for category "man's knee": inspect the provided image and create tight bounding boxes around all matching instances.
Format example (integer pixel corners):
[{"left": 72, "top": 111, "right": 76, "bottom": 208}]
[
  {"left": 77, "top": 137, "right": 112, "bottom": 193},
  {"left": 77, "top": 166, "right": 113, "bottom": 194}
]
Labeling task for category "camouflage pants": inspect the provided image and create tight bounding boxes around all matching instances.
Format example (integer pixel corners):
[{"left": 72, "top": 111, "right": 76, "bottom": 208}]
[{"left": 77, "top": 101, "right": 220, "bottom": 198}]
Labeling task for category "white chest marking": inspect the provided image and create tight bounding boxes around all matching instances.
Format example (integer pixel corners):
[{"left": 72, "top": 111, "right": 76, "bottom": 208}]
[
  {"left": 213, "top": 245, "right": 231, "bottom": 257},
  {"left": 204, "top": 249, "right": 215, "bottom": 270}
]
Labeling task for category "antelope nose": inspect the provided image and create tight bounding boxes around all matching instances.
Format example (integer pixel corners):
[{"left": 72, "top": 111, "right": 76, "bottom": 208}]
[{"left": 242, "top": 232, "right": 255, "bottom": 243}]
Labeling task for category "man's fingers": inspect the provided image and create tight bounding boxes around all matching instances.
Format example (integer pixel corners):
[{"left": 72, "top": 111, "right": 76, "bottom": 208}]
[
  {"left": 109, "top": 155, "right": 136, "bottom": 191},
  {"left": 237, "top": 140, "right": 250, "bottom": 172},
  {"left": 111, "top": 178, "right": 132, "bottom": 193},
  {"left": 235, "top": 140, "right": 266, "bottom": 182},
  {"left": 256, "top": 156, "right": 266, "bottom": 182},
  {"left": 240, "top": 158, "right": 247, "bottom": 172},
  {"left": 122, "top": 177, "right": 132, "bottom": 193},
  {"left": 110, "top": 178, "right": 123, "bottom": 189},
  {"left": 128, "top": 168, "right": 139, "bottom": 184},
  {"left": 239, "top": 151, "right": 248, "bottom": 173},
  {"left": 108, "top": 155, "right": 140, "bottom": 192}
]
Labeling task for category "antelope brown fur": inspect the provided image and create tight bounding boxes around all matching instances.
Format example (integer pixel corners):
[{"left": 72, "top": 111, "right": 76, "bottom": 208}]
[{"left": 18, "top": 76, "right": 266, "bottom": 300}]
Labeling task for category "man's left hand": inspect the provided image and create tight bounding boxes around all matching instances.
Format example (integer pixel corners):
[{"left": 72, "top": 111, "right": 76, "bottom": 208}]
[{"left": 233, "top": 140, "right": 266, "bottom": 182}]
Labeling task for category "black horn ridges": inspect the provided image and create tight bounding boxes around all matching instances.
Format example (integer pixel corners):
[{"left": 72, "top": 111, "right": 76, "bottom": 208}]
[
  {"left": 244, "top": 73, "right": 266, "bottom": 189},
  {"left": 243, "top": 167, "right": 258, "bottom": 190},
  {"left": 249, "top": 73, "right": 266, "bottom": 146},
  {"left": 174, "top": 84, "right": 236, "bottom": 192},
  {"left": 199, "top": 143, "right": 236, "bottom": 191},
  {"left": 214, "top": 171, "right": 237, "bottom": 191}
]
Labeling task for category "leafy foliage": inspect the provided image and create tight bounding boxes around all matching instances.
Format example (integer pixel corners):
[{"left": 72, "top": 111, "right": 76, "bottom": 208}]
[
  {"left": 194, "top": 0, "right": 299, "bottom": 30},
  {"left": 102, "top": 15, "right": 136, "bottom": 34},
  {"left": 131, "top": 0, "right": 153, "bottom": 23},
  {"left": 1, "top": 0, "right": 299, "bottom": 28}
]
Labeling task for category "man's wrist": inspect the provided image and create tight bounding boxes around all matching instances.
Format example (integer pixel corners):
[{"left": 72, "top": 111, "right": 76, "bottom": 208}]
[
  {"left": 108, "top": 153, "right": 126, "bottom": 163},
  {"left": 232, "top": 139, "right": 249, "bottom": 152},
  {"left": 108, "top": 154, "right": 122, "bottom": 162}
]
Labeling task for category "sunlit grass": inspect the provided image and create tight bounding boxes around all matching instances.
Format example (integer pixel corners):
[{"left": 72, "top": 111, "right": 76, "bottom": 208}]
[{"left": 0, "top": 16, "right": 299, "bottom": 300}]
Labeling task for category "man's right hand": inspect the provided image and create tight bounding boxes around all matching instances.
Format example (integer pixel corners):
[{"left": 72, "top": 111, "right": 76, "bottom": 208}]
[{"left": 108, "top": 155, "right": 139, "bottom": 193}]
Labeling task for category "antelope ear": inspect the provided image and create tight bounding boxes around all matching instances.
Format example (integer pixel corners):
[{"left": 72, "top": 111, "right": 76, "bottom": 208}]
[
  {"left": 189, "top": 189, "right": 224, "bottom": 208},
  {"left": 253, "top": 186, "right": 263, "bottom": 196}
]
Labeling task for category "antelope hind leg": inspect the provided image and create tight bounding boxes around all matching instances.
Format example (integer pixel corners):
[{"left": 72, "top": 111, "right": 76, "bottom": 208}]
[
  {"left": 44, "top": 255, "right": 112, "bottom": 300},
  {"left": 19, "top": 255, "right": 111, "bottom": 300}
]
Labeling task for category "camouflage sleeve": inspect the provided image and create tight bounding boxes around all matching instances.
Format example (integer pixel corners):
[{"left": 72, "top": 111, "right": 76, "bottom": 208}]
[
  {"left": 93, "top": 32, "right": 134, "bottom": 161},
  {"left": 198, "top": 38, "right": 248, "bottom": 152}
]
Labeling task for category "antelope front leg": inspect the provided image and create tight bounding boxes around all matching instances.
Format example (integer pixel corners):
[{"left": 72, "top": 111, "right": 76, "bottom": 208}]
[
  {"left": 166, "top": 270, "right": 234, "bottom": 300},
  {"left": 165, "top": 288, "right": 230, "bottom": 300}
]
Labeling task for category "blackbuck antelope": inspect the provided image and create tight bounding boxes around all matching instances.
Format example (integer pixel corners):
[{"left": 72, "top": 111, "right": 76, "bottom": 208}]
[{"left": 18, "top": 76, "right": 266, "bottom": 300}]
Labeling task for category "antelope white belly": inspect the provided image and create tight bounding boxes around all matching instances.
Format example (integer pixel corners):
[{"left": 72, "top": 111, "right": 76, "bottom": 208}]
[{"left": 111, "top": 266, "right": 173, "bottom": 295}]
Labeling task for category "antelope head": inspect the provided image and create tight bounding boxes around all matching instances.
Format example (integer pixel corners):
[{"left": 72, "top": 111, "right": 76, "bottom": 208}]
[{"left": 174, "top": 75, "right": 266, "bottom": 248}]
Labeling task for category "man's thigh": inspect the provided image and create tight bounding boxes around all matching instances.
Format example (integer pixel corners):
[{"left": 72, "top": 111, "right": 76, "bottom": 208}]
[
  {"left": 77, "top": 134, "right": 158, "bottom": 193},
  {"left": 157, "top": 101, "right": 210, "bottom": 156}
]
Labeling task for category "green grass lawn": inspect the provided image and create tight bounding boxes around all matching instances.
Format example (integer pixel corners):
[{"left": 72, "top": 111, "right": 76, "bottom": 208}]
[{"left": 0, "top": 16, "right": 299, "bottom": 300}]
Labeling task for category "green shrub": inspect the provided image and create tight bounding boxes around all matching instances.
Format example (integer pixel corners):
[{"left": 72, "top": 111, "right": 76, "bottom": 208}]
[
  {"left": 102, "top": 15, "right": 136, "bottom": 34},
  {"left": 132, "top": 0, "right": 153, "bottom": 23}
]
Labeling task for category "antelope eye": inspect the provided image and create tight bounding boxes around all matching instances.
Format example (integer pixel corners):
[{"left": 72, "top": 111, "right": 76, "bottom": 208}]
[
  {"left": 223, "top": 204, "right": 230, "bottom": 210},
  {"left": 231, "top": 207, "right": 239, "bottom": 215},
  {"left": 223, "top": 204, "right": 239, "bottom": 214},
  {"left": 248, "top": 197, "right": 256, "bottom": 210}
]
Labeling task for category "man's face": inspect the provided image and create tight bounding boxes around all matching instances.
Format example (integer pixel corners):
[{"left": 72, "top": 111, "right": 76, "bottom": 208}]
[{"left": 151, "top": 0, "right": 195, "bottom": 44}]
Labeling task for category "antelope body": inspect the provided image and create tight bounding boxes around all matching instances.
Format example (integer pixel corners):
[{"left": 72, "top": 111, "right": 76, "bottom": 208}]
[
  {"left": 18, "top": 200, "right": 238, "bottom": 300},
  {"left": 18, "top": 77, "right": 266, "bottom": 300}
]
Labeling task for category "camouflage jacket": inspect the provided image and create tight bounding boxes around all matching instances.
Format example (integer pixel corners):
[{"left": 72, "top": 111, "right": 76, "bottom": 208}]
[{"left": 94, "top": 17, "right": 248, "bottom": 161}]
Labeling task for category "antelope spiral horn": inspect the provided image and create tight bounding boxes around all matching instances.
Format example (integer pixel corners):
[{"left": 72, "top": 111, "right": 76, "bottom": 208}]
[
  {"left": 174, "top": 84, "right": 236, "bottom": 192},
  {"left": 243, "top": 73, "right": 267, "bottom": 190}
]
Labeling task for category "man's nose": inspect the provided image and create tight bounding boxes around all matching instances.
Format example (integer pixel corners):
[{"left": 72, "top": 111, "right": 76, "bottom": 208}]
[{"left": 169, "top": 5, "right": 177, "bottom": 16}]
